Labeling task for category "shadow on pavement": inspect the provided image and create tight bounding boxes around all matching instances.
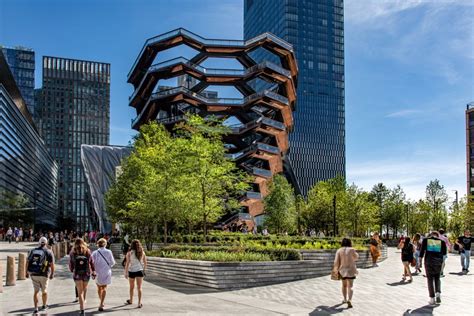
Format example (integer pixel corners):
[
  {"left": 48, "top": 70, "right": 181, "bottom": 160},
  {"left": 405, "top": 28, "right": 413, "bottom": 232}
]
[
  {"left": 403, "top": 304, "right": 439, "bottom": 315},
  {"left": 309, "top": 303, "right": 345, "bottom": 315},
  {"left": 386, "top": 280, "right": 411, "bottom": 286},
  {"left": 448, "top": 272, "right": 467, "bottom": 276},
  {"left": 145, "top": 275, "right": 219, "bottom": 295}
]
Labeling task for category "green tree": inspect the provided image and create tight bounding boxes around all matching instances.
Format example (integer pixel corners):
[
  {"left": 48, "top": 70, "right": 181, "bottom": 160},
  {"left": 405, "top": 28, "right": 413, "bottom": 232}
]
[
  {"left": 448, "top": 197, "right": 466, "bottom": 238},
  {"left": 425, "top": 179, "right": 448, "bottom": 230},
  {"left": 369, "top": 183, "right": 390, "bottom": 235},
  {"left": 304, "top": 181, "right": 333, "bottom": 233},
  {"left": 341, "top": 184, "right": 378, "bottom": 237},
  {"left": 179, "top": 116, "right": 250, "bottom": 239},
  {"left": 263, "top": 174, "right": 296, "bottom": 234},
  {"left": 0, "top": 190, "right": 30, "bottom": 227}
]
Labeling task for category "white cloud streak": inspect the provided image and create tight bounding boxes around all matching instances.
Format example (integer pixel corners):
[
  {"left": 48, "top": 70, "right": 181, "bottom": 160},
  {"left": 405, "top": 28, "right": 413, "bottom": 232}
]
[{"left": 385, "top": 109, "right": 422, "bottom": 118}]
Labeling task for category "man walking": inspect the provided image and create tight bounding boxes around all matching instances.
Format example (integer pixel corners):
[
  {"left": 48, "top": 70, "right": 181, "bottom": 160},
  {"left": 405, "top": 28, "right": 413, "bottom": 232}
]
[
  {"left": 420, "top": 231, "right": 447, "bottom": 305},
  {"left": 26, "top": 236, "right": 55, "bottom": 314},
  {"left": 437, "top": 229, "right": 451, "bottom": 276},
  {"left": 455, "top": 230, "right": 473, "bottom": 273}
]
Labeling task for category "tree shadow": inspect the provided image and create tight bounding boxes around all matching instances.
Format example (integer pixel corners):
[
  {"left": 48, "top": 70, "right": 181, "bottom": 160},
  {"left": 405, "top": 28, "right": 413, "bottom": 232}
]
[
  {"left": 386, "top": 280, "right": 411, "bottom": 286},
  {"left": 403, "top": 304, "right": 438, "bottom": 315},
  {"left": 448, "top": 272, "right": 467, "bottom": 276},
  {"left": 310, "top": 303, "right": 345, "bottom": 315}
]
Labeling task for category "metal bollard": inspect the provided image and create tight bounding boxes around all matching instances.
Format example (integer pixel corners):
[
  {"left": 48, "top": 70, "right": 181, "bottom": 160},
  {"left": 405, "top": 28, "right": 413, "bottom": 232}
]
[
  {"left": 18, "top": 253, "right": 26, "bottom": 280},
  {"left": 0, "top": 261, "right": 3, "bottom": 293},
  {"left": 6, "top": 256, "right": 16, "bottom": 286}
]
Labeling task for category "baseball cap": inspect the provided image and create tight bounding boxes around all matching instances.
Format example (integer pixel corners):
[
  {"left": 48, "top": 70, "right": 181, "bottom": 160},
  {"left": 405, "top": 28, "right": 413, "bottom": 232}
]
[{"left": 39, "top": 237, "right": 48, "bottom": 245}]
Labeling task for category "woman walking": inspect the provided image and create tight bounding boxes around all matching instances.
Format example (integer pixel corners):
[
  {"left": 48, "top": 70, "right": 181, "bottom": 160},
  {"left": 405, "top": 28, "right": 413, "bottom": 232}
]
[
  {"left": 369, "top": 232, "right": 381, "bottom": 267},
  {"left": 124, "top": 239, "right": 147, "bottom": 308},
  {"left": 69, "top": 238, "right": 95, "bottom": 315},
  {"left": 401, "top": 237, "right": 415, "bottom": 282},
  {"left": 413, "top": 233, "right": 422, "bottom": 273},
  {"left": 91, "top": 238, "right": 116, "bottom": 312},
  {"left": 333, "top": 238, "right": 359, "bottom": 308}
]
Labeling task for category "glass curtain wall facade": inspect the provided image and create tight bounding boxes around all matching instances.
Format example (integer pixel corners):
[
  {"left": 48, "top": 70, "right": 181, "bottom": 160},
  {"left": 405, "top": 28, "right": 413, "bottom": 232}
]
[
  {"left": 466, "top": 102, "right": 474, "bottom": 196},
  {"left": 1, "top": 46, "right": 35, "bottom": 116},
  {"left": 37, "top": 56, "right": 110, "bottom": 231},
  {"left": 0, "top": 51, "right": 58, "bottom": 229},
  {"left": 244, "top": 0, "right": 345, "bottom": 196}
]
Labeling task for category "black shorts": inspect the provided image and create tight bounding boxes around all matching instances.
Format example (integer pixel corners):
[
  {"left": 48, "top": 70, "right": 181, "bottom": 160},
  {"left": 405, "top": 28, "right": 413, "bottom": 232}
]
[{"left": 128, "top": 271, "right": 144, "bottom": 278}]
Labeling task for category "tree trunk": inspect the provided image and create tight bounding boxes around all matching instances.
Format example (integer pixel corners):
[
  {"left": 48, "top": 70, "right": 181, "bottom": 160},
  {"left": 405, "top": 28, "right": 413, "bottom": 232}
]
[
  {"left": 163, "top": 221, "right": 168, "bottom": 245},
  {"left": 203, "top": 214, "right": 208, "bottom": 240}
]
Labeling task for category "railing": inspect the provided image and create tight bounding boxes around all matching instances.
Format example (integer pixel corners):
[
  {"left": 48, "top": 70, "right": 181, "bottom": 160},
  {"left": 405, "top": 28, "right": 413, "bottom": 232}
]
[
  {"left": 132, "top": 86, "right": 289, "bottom": 128},
  {"left": 252, "top": 167, "right": 272, "bottom": 178},
  {"left": 128, "top": 28, "right": 294, "bottom": 79},
  {"left": 257, "top": 142, "right": 280, "bottom": 155},
  {"left": 261, "top": 117, "right": 285, "bottom": 130}
]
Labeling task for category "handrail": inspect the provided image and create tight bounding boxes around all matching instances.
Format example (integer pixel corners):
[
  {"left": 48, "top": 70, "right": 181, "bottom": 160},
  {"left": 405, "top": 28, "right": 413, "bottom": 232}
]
[
  {"left": 132, "top": 86, "right": 289, "bottom": 128},
  {"left": 128, "top": 28, "right": 294, "bottom": 80},
  {"left": 129, "top": 58, "right": 291, "bottom": 102}
]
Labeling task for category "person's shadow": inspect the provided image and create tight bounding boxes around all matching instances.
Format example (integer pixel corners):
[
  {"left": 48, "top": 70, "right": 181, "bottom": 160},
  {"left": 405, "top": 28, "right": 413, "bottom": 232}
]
[
  {"left": 310, "top": 303, "right": 345, "bottom": 315},
  {"left": 403, "top": 304, "right": 439, "bottom": 315},
  {"left": 386, "top": 280, "right": 411, "bottom": 286}
]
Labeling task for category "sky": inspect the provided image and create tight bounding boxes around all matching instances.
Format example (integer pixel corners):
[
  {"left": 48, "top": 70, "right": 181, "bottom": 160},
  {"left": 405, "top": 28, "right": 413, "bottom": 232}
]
[{"left": 1, "top": 0, "right": 472, "bottom": 202}]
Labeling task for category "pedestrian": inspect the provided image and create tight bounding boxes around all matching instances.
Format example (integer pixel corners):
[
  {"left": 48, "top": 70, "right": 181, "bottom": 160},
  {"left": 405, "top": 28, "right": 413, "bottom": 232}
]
[
  {"left": 69, "top": 238, "right": 96, "bottom": 315},
  {"left": 262, "top": 227, "right": 269, "bottom": 236},
  {"left": 18, "top": 227, "right": 24, "bottom": 241},
  {"left": 91, "top": 238, "right": 116, "bottom": 312},
  {"left": 14, "top": 227, "right": 19, "bottom": 243},
  {"left": 369, "top": 232, "right": 381, "bottom": 267},
  {"left": 6, "top": 226, "right": 13, "bottom": 243},
  {"left": 121, "top": 233, "right": 130, "bottom": 267},
  {"left": 26, "top": 236, "right": 55, "bottom": 314},
  {"left": 401, "top": 237, "right": 414, "bottom": 282},
  {"left": 332, "top": 238, "right": 358, "bottom": 308},
  {"left": 455, "top": 229, "right": 472, "bottom": 273},
  {"left": 420, "top": 231, "right": 447, "bottom": 305},
  {"left": 437, "top": 229, "right": 451, "bottom": 276},
  {"left": 412, "top": 233, "right": 422, "bottom": 273},
  {"left": 124, "top": 239, "right": 147, "bottom": 308}
]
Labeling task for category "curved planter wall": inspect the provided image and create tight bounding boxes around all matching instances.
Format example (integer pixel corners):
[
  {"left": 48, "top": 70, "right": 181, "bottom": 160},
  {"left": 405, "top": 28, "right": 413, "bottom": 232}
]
[{"left": 146, "top": 246, "right": 387, "bottom": 290}]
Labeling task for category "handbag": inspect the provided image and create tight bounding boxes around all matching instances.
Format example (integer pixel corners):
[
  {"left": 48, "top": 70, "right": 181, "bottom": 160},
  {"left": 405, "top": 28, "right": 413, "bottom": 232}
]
[{"left": 331, "top": 269, "right": 341, "bottom": 281}]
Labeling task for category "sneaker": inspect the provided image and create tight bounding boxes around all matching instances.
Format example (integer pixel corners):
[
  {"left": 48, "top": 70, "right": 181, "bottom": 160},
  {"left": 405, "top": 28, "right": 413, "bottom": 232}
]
[
  {"left": 40, "top": 305, "right": 49, "bottom": 311},
  {"left": 347, "top": 301, "right": 353, "bottom": 308},
  {"left": 429, "top": 298, "right": 436, "bottom": 305},
  {"left": 73, "top": 298, "right": 79, "bottom": 303},
  {"left": 79, "top": 310, "right": 85, "bottom": 315},
  {"left": 342, "top": 299, "right": 347, "bottom": 304},
  {"left": 436, "top": 293, "right": 441, "bottom": 304},
  {"left": 33, "top": 308, "right": 39, "bottom": 315}
]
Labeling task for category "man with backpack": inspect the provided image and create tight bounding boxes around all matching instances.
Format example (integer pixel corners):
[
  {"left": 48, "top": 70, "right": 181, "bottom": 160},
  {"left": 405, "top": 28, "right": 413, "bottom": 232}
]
[{"left": 25, "top": 237, "right": 55, "bottom": 314}]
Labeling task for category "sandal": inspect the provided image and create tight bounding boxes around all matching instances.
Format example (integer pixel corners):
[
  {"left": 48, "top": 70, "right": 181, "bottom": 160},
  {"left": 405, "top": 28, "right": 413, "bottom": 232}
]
[{"left": 125, "top": 299, "right": 133, "bottom": 305}]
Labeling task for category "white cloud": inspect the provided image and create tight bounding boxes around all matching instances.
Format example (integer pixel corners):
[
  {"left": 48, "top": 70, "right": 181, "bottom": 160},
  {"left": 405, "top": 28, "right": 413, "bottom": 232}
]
[
  {"left": 347, "top": 158, "right": 465, "bottom": 201},
  {"left": 385, "top": 109, "right": 422, "bottom": 118},
  {"left": 345, "top": 0, "right": 425, "bottom": 24}
]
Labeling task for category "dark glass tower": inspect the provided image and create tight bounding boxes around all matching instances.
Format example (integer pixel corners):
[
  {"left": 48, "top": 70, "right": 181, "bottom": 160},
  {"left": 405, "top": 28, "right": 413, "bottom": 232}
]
[
  {"left": 1, "top": 46, "right": 36, "bottom": 116},
  {"left": 244, "top": 0, "right": 345, "bottom": 196},
  {"left": 36, "top": 56, "right": 110, "bottom": 230},
  {"left": 0, "top": 51, "right": 59, "bottom": 229}
]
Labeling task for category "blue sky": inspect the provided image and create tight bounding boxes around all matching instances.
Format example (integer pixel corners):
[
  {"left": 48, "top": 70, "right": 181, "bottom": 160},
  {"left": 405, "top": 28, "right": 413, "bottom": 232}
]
[{"left": 1, "top": 0, "right": 472, "bottom": 201}]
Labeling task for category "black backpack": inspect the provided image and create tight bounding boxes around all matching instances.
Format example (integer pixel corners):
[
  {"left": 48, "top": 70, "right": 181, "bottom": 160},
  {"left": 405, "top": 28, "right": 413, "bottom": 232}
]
[
  {"left": 74, "top": 254, "right": 89, "bottom": 275},
  {"left": 28, "top": 248, "right": 47, "bottom": 274}
]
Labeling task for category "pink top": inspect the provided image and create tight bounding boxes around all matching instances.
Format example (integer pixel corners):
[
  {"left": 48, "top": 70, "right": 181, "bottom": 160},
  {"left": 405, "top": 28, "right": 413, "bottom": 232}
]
[{"left": 334, "top": 247, "right": 359, "bottom": 278}]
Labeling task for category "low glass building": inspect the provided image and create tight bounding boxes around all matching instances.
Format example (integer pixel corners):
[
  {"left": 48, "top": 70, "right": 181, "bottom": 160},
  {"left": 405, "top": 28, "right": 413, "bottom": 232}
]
[{"left": 0, "top": 51, "right": 59, "bottom": 229}]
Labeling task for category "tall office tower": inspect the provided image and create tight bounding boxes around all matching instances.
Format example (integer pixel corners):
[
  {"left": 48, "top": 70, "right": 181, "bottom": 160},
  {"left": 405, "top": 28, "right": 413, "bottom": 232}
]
[
  {"left": 244, "top": 0, "right": 345, "bottom": 196},
  {"left": 466, "top": 102, "right": 474, "bottom": 196},
  {"left": 0, "top": 51, "right": 59, "bottom": 229},
  {"left": 1, "top": 46, "right": 36, "bottom": 116},
  {"left": 37, "top": 56, "right": 110, "bottom": 230}
]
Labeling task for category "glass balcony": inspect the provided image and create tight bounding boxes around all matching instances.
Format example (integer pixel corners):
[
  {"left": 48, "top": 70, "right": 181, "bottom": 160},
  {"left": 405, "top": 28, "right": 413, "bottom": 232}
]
[{"left": 257, "top": 142, "right": 280, "bottom": 154}]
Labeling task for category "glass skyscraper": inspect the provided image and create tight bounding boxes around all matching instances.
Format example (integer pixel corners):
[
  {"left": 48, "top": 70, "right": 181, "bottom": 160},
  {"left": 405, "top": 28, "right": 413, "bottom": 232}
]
[
  {"left": 1, "top": 46, "right": 36, "bottom": 116},
  {"left": 244, "top": 0, "right": 345, "bottom": 196},
  {"left": 0, "top": 50, "right": 59, "bottom": 229},
  {"left": 36, "top": 56, "right": 110, "bottom": 230}
]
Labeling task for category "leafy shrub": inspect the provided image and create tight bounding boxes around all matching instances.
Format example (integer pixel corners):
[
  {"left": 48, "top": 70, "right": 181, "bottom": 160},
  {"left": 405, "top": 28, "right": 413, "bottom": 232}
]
[{"left": 159, "top": 250, "right": 272, "bottom": 262}]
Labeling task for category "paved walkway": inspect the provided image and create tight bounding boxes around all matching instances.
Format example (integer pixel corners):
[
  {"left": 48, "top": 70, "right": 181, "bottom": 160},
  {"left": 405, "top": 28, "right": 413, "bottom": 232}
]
[{"left": 1, "top": 242, "right": 473, "bottom": 315}]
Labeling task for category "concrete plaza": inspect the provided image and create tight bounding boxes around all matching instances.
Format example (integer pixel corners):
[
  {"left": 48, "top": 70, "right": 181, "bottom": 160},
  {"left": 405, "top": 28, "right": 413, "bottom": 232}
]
[{"left": 1, "top": 242, "right": 472, "bottom": 315}]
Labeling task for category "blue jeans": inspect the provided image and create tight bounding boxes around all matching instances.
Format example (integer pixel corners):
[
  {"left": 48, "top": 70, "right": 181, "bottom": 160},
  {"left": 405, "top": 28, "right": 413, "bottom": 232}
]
[
  {"left": 414, "top": 250, "right": 421, "bottom": 269},
  {"left": 461, "top": 250, "right": 471, "bottom": 270}
]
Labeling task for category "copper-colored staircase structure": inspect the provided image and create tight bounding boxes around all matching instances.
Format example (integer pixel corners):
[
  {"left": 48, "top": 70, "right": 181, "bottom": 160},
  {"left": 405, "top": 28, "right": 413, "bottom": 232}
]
[{"left": 128, "top": 28, "right": 298, "bottom": 218}]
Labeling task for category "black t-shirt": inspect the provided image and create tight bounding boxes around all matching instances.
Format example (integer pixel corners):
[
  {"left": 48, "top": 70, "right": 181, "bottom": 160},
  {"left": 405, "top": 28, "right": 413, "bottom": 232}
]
[
  {"left": 457, "top": 236, "right": 473, "bottom": 251},
  {"left": 401, "top": 243, "right": 414, "bottom": 262}
]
